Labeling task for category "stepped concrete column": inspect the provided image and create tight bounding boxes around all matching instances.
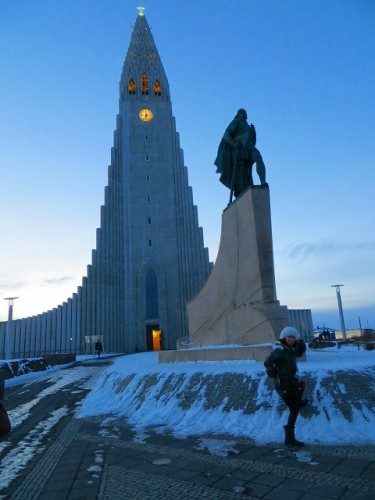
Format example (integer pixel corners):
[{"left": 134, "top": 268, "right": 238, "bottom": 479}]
[{"left": 187, "top": 186, "right": 288, "bottom": 347}]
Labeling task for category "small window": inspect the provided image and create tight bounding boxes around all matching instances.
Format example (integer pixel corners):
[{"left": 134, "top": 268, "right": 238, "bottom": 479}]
[
  {"left": 147, "top": 195, "right": 151, "bottom": 202},
  {"left": 148, "top": 217, "right": 151, "bottom": 224},
  {"left": 128, "top": 79, "right": 136, "bottom": 94},
  {"left": 141, "top": 73, "right": 149, "bottom": 95},
  {"left": 154, "top": 80, "right": 161, "bottom": 96},
  {"left": 146, "top": 174, "right": 150, "bottom": 181},
  {"left": 145, "top": 134, "right": 148, "bottom": 141},
  {"left": 145, "top": 154, "right": 149, "bottom": 161},
  {"left": 148, "top": 239, "right": 152, "bottom": 247}
]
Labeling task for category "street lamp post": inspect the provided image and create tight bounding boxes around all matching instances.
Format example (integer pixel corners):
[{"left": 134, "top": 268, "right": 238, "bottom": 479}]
[
  {"left": 4, "top": 297, "right": 19, "bottom": 359},
  {"left": 357, "top": 316, "right": 362, "bottom": 333},
  {"left": 331, "top": 285, "right": 347, "bottom": 341}
]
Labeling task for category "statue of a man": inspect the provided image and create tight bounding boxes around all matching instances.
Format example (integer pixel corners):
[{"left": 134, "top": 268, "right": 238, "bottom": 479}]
[{"left": 214, "top": 109, "right": 267, "bottom": 199}]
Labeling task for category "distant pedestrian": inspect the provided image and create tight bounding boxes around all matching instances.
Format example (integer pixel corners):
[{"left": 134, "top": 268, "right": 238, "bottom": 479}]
[
  {"left": 264, "top": 326, "right": 308, "bottom": 447},
  {"left": 95, "top": 339, "right": 103, "bottom": 359}
]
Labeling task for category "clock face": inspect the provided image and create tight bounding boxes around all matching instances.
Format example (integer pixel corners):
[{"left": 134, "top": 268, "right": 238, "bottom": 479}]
[{"left": 139, "top": 108, "right": 153, "bottom": 122}]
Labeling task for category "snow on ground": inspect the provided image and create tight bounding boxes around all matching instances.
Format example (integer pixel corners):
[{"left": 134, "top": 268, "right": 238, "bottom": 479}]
[
  {"left": 1, "top": 359, "right": 106, "bottom": 491},
  {"left": 1, "top": 346, "right": 374, "bottom": 490},
  {"left": 2, "top": 347, "right": 375, "bottom": 450},
  {"left": 0, "top": 407, "right": 69, "bottom": 490},
  {"left": 0, "top": 345, "right": 373, "bottom": 494},
  {"left": 75, "top": 346, "right": 375, "bottom": 446}
]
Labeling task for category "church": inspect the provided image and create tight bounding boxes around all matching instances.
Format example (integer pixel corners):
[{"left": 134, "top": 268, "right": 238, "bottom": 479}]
[{"left": 0, "top": 10, "right": 212, "bottom": 357}]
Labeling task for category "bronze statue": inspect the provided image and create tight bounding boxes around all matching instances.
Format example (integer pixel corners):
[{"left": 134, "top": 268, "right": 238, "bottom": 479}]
[{"left": 214, "top": 109, "right": 267, "bottom": 201}]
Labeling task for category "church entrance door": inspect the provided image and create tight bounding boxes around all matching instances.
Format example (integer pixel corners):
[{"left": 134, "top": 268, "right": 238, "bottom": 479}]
[{"left": 146, "top": 324, "right": 161, "bottom": 351}]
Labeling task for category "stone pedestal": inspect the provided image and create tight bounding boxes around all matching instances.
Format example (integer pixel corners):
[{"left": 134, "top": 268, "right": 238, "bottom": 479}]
[{"left": 186, "top": 186, "right": 288, "bottom": 347}]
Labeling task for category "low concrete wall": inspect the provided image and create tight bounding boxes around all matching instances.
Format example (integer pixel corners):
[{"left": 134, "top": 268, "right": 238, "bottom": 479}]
[{"left": 159, "top": 346, "right": 273, "bottom": 363}]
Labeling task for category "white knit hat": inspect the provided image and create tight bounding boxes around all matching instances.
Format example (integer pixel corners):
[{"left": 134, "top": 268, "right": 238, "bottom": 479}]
[{"left": 280, "top": 326, "right": 300, "bottom": 340}]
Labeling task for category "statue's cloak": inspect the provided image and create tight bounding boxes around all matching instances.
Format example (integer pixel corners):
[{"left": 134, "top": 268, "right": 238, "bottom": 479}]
[{"left": 214, "top": 118, "right": 256, "bottom": 191}]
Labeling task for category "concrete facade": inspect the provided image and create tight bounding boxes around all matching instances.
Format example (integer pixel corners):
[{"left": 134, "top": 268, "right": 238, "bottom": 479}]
[
  {"left": 288, "top": 308, "right": 314, "bottom": 341},
  {"left": 81, "top": 12, "right": 211, "bottom": 352}
]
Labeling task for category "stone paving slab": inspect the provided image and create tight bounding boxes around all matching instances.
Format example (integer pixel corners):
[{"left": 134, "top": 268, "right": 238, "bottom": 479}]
[{"left": 66, "top": 418, "right": 375, "bottom": 499}]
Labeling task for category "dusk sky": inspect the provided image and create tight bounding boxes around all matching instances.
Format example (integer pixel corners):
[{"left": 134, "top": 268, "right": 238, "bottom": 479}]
[{"left": 1, "top": 0, "right": 374, "bottom": 330}]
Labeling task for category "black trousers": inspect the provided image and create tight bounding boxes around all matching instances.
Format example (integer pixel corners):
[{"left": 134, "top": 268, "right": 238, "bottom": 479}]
[
  {"left": 282, "top": 393, "right": 300, "bottom": 428},
  {"left": 275, "top": 377, "right": 304, "bottom": 428}
]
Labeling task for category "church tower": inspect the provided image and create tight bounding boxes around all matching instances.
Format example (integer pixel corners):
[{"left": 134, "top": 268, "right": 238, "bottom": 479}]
[
  {"left": 0, "top": 9, "right": 211, "bottom": 358},
  {"left": 81, "top": 10, "right": 211, "bottom": 352}
]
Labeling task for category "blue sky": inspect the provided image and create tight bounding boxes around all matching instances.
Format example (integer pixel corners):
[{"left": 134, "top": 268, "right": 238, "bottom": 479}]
[{"left": 0, "top": 0, "right": 374, "bottom": 330}]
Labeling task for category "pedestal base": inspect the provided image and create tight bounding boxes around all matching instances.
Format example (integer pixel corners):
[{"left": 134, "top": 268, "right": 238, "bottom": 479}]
[{"left": 186, "top": 186, "right": 288, "bottom": 348}]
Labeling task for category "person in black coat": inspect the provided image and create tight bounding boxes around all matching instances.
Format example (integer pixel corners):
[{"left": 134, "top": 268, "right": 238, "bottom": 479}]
[
  {"left": 95, "top": 339, "right": 103, "bottom": 359},
  {"left": 264, "top": 326, "right": 308, "bottom": 447}
]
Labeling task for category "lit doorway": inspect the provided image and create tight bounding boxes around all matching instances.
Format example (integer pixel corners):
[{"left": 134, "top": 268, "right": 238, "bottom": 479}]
[{"left": 146, "top": 324, "right": 161, "bottom": 351}]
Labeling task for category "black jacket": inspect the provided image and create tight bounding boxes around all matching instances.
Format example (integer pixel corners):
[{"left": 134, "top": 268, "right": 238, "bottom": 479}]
[{"left": 264, "top": 339, "right": 306, "bottom": 388}]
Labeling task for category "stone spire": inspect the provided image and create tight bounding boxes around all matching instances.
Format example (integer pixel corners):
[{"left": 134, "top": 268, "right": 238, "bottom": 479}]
[{"left": 120, "top": 11, "right": 170, "bottom": 101}]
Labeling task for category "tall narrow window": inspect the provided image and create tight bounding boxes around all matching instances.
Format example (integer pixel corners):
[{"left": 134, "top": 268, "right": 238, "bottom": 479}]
[
  {"left": 128, "top": 79, "right": 136, "bottom": 94},
  {"left": 145, "top": 268, "right": 158, "bottom": 319},
  {"left": 141, "top": 73, "right": 149, "bottom": 95},
  {"left": 148, "top": 216, "right": 151, "bottom": 224},
  {"left": 147, "top": 195, "right": 151, "bottom": 202},
  {"left": 154, "top": 80, "right": 161, "bottom": 96},
  {"left": 145, "top": 134, "right": 148, "bottom": 141},
  {"left": 145, "top": 154, "right": 149, "bottom": 161},
  {"left": 146, "top": 174, "right": 150, "bottom": 181}
]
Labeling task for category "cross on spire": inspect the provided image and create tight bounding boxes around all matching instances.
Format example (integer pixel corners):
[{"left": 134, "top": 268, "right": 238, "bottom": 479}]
[{"left": 137, "top": 6, "right": 145, "bottom": 16}]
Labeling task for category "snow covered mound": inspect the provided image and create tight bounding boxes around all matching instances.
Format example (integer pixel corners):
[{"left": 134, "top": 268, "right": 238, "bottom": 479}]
[{"left": 77, "top": 347, "right": 375, "bottom": 446}]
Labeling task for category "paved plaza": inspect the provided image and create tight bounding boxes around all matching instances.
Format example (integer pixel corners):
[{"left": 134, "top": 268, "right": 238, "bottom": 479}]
[{"left": 1, "top": 357, "right": 375, "bottom": 499}]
